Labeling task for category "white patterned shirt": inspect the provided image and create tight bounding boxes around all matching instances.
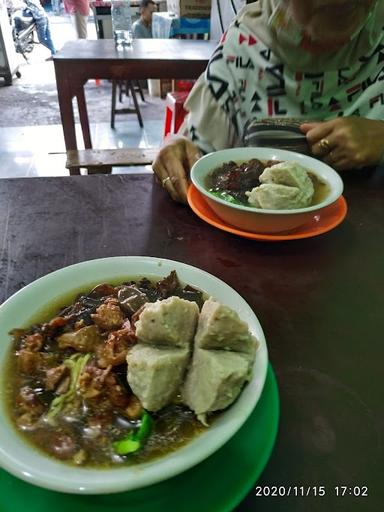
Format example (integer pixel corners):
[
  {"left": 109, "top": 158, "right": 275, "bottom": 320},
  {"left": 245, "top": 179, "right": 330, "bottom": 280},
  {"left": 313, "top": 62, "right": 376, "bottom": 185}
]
[{"left": 184, "top": 3, "right": 384, "bottom": 154}]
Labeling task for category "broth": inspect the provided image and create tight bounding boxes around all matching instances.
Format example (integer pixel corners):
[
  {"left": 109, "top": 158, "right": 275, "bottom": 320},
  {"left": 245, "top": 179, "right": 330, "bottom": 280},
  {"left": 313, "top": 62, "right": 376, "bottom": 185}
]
[{"left": 308, "top": 172, "right": 330, "bottom": 205}]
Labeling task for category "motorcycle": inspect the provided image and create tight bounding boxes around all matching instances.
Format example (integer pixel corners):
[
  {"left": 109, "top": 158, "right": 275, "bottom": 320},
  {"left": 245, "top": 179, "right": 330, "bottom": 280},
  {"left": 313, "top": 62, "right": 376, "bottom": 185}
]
[{"left": 8, "top": 2, "right": 37, "bottom": 61}]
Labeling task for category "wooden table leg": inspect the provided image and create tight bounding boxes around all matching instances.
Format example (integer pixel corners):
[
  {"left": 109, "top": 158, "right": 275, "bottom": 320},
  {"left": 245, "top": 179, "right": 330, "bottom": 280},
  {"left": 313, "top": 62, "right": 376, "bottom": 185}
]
[
  {"left": 76, "top": 85, "right": 92, "bottom": 150},
  {"left": 54, "top": 61, "right": 80, "bottom": 175}
]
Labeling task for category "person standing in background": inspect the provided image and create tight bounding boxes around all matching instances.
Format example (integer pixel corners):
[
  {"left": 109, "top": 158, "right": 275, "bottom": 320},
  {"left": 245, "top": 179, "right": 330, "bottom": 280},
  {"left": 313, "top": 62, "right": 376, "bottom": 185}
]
[
  {"left": 63, "top": 0, "right": 89, "bottom": 39},
  {"left": 132, "top": 0, "right": 156, "bottom": 39},
  {"left": 24, "top": 0, "right": 56, "bottom": 55}
]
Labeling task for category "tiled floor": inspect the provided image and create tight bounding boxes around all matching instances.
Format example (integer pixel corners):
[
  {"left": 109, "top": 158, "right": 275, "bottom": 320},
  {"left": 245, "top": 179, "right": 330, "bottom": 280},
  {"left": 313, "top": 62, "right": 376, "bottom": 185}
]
[
  {"left": 0, "top": 121, "right": 163, "bottom": 178},
  {"left": 0, "top": 14, "right": 163, "bottom": 178}
]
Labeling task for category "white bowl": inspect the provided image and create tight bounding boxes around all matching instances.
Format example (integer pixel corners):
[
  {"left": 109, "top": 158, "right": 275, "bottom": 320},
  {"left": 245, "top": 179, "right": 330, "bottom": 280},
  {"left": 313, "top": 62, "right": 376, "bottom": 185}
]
[
  {"left": 190, "top": 147, "right": 344, "bottom": 233},
  {"left": 0, "top": 256, "right": 268, "bottom": 494}
]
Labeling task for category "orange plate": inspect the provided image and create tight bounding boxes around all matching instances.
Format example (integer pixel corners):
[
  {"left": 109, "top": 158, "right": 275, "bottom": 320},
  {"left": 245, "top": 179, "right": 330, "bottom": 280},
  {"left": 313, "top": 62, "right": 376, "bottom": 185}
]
[{"left": 187, "top": 185, "right": 348, "bottom": 242}]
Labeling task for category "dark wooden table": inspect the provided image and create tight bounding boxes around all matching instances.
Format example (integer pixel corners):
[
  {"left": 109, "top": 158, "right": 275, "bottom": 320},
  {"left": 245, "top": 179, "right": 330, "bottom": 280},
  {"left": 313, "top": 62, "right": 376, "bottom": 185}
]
[
  {"left": 0, "top": 168, "right": 383, "bottom": 512},
  {"left": 53, "top": 39, "right": 216, "bottom": 152}
]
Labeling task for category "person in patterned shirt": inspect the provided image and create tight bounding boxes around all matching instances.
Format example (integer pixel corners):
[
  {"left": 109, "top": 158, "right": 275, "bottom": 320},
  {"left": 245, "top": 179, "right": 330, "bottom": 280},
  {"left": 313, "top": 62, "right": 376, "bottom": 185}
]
[{"left": 153, "top": 0, "right": 384, "bottom": 203}]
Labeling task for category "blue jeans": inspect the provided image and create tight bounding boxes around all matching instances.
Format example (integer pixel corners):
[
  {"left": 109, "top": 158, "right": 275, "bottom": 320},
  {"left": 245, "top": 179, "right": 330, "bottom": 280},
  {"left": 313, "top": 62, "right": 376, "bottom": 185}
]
[{"left": 35, "top": 17, "right": 56, "bottom": 55}]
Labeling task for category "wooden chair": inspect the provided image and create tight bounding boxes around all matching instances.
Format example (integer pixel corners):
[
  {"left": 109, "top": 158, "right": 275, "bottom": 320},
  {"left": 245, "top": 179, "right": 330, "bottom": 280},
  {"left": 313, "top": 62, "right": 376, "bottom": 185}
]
[
  {"left": 65, "top": 148, "right": 158, "bottom": 175},
  {"left": 111, "top": 80, "right": 144, "bottom": 129}
]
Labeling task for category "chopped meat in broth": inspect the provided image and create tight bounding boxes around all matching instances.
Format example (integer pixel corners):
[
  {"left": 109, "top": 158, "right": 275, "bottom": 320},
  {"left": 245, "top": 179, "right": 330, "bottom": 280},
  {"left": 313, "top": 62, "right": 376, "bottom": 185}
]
[{"left": 6, "top": 273, "right": 205, "bottom": 467}]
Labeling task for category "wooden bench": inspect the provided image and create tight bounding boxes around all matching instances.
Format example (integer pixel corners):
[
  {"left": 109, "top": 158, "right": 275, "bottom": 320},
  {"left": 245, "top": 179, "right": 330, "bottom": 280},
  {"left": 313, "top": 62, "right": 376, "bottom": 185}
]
[{"left": 65, "top": 148, "right": 159, "bottom": 175}]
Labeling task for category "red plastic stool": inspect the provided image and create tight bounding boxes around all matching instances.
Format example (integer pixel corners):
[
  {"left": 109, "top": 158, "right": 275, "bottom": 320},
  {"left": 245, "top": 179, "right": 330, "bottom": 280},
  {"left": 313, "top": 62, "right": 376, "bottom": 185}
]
[
  {"left": 163, "top": 91, "right": 189, "bottom": 138},
  {"left": 174, "top": 80, "right": 195, "bottom": 92}
]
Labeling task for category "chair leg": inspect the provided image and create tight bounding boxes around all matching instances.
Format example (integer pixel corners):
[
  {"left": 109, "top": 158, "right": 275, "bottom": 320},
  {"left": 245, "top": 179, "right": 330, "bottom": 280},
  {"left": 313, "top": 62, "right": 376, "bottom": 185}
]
[
  {"left": 136, "top": 80, "right": 145, "bottom": 102},
  {"left": 118, "top": 81, "right": 124, "bottom": 103},
  {"left": 111, "top": 81, "right": 117, "bottom": 129},
  {"left": 128, "top": 81, "right": 144, "bottom": 128}
]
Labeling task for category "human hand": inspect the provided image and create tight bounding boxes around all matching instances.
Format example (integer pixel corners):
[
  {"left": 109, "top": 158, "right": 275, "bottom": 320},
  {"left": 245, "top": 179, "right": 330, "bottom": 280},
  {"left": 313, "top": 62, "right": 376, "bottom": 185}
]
[
  {"left": 152, "top": 135, "right": 202, "bottom": 204},
  {"left": 301, "top": 117, "right": 384, "bottom": 170}
]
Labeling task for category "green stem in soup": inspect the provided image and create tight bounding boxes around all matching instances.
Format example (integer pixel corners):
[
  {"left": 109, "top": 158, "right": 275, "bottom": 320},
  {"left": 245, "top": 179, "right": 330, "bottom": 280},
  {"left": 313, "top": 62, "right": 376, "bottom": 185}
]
[
  {"left": 113, "top": 411, "right": 153, "bottom": 455},
  {"left": 46, "top": 353, "right": 91, "bottom": 424}
]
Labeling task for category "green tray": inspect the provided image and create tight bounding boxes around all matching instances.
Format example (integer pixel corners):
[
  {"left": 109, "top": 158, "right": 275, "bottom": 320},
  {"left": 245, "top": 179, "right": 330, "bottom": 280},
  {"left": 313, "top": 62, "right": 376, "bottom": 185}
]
[{"left": 0, "top": 365, "right": 279, "bottom": 512}]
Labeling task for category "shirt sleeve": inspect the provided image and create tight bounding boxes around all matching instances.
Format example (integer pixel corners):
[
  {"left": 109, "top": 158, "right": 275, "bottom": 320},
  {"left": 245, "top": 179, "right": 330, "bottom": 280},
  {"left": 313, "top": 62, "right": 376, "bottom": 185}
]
[{"left": 182, "top": 29, "right": 245, "bottom": 153}]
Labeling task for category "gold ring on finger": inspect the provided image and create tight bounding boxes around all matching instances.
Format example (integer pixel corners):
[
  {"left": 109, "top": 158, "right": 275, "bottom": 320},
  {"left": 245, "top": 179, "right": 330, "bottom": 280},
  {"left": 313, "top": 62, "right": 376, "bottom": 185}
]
[
  {"left": 319, "top": 138, "right": 331, "bottom": 152},
  {"left": 162, "top": 176, "right": 171, "bottom": 188}
]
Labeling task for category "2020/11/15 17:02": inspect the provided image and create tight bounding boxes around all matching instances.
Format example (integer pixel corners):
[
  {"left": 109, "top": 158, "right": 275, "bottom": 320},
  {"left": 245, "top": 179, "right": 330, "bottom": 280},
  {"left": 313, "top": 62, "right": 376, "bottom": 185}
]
[{"left": 254, "top": 486, "right": 369, "bottom": 497}]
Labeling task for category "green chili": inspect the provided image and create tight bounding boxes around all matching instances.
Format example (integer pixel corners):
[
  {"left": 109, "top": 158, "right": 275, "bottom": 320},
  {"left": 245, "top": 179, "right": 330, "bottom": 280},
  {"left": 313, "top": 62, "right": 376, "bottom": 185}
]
[{"left": 113, "top": 410, "right": 153, "bottom": 455}]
